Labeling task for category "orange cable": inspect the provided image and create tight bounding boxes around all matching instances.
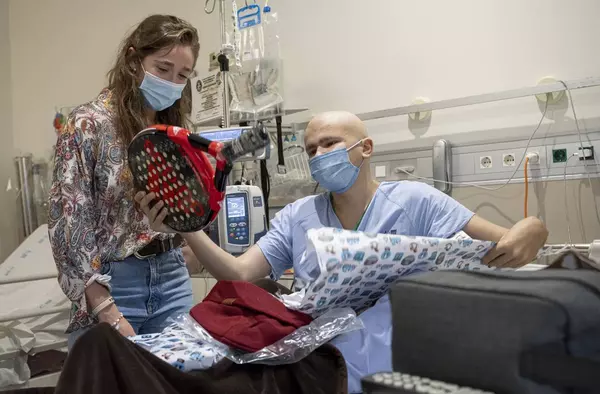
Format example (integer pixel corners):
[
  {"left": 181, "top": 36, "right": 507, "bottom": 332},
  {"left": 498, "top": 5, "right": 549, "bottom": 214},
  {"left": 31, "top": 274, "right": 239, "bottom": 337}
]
[{"left": 524, "top": 157, "right": 529, "bottom": 218}]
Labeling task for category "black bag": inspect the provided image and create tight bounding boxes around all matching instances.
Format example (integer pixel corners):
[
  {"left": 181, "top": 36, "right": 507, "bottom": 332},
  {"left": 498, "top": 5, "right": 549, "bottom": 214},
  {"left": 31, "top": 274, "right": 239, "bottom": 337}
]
[{"left": 389, "top": 255, "right": 600, "bottom": 394}]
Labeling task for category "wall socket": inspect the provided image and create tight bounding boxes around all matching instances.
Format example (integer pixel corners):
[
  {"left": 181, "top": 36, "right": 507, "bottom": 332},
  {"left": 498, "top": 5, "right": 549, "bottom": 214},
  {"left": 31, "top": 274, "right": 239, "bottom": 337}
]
[
  {"left": 480, "top": 156, "right": 492, "bottom": 169},
  {"left": 473, "top": 146, "right": 547, "bottom": 175},
  {"left": 502, "top": 153, "right": 516, "bottom": 167}
]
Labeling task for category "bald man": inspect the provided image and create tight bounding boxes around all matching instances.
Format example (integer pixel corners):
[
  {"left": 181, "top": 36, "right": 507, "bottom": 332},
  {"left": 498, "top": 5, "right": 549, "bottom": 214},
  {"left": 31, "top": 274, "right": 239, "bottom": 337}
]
[{"left": 137, "top": 111, "right": 548, "bottom": 393}]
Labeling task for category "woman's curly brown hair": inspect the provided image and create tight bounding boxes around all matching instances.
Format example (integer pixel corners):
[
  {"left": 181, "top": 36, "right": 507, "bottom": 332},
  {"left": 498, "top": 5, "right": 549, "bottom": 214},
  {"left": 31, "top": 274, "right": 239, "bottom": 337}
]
[{"left": 107, "top": 15, "right": 200, "bottom": 145}]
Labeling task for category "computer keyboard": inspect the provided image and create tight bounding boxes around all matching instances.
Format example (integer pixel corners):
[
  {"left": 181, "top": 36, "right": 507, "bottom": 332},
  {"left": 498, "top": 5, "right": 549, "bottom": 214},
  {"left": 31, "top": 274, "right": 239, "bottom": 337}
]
[{"left": 361, "top": 372, "right": 495, "bottom": 394}]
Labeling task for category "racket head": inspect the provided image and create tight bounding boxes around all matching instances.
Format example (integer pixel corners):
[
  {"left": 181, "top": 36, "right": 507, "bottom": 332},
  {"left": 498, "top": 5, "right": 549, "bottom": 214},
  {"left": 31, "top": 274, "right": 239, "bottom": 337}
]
[{"left": 127, "top": 126, "right": 219, "bottom": 232}]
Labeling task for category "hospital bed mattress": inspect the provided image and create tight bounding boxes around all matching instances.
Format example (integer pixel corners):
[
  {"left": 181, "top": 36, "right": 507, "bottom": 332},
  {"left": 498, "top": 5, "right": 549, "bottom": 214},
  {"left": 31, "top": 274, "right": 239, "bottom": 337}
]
[{"left": 0, "top": 225, "right": 69, "bottom": 389}]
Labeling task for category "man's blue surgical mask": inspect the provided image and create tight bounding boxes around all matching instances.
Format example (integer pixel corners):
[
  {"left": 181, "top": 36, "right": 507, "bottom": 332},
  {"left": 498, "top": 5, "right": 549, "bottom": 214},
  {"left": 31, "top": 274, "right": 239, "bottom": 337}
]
[
  {"left": 309, "top": 139, "right": 365, "bottom": 193},
  {"left": 139, "top": 66, "right": 186, "bottom": 111}
]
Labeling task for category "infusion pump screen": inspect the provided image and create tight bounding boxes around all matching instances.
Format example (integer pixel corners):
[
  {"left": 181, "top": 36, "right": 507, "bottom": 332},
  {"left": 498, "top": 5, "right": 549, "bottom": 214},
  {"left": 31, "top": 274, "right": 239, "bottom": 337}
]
[{"left": 227, "top": 197, "right": 246, "bottom": 218}]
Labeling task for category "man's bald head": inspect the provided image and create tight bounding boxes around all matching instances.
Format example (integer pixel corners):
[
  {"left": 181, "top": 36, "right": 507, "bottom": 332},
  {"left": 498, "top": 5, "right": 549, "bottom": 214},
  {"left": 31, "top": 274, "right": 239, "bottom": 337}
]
[
  {"left": 304, "top": 111, "right": 372, "bottom": 158},
  {"left": 306, "top": 111, "right": 368, "bottom": 139}
]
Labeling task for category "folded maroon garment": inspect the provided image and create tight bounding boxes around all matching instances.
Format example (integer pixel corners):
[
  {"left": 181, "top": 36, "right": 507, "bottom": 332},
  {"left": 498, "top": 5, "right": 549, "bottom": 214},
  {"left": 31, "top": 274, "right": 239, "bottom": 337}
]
[{"left": 190, "top": 280, "right": 313, "bottom": 352}]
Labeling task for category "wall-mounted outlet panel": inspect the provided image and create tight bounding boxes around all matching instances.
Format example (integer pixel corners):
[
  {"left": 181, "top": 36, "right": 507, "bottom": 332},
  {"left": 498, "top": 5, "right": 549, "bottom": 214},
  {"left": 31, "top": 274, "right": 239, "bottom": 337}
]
[
  {"left": 546, "top": 141, "right": 600, "bottom": 169},
  {"left": 473, "top": 146, "right": 547, "bottom": 175},
  {"left": 368, "top": 131, "right": 600, "bottom": 187}
]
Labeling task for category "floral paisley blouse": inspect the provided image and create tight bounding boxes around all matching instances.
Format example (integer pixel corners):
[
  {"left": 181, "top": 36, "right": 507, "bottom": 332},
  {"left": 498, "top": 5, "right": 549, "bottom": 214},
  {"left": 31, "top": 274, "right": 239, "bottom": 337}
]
[{"left": 48, "top": 89, "right": 171, "bottom": 332}]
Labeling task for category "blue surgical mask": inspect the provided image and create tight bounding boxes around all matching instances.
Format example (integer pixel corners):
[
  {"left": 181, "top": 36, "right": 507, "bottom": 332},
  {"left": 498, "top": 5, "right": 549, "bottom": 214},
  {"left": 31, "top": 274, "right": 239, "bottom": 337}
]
[
  {"left": 139, "top": 67, "right": 186, "bottom": 111},
  {"left": 309, "top": 139, "right": 365, "bottom": 193}
]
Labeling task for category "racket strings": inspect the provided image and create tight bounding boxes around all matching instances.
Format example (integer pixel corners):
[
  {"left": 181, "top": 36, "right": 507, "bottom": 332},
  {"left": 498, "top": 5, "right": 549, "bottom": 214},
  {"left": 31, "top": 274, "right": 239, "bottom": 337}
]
[{"left": 129, "top": 134, "right": 213, "bottom": 232}]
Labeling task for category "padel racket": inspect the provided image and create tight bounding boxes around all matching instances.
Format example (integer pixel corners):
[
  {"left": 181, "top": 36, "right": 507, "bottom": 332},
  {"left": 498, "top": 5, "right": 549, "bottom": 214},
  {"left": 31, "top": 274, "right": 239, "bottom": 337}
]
[{"left": 127, "top": 123, "right": 269, "bottom": 232}]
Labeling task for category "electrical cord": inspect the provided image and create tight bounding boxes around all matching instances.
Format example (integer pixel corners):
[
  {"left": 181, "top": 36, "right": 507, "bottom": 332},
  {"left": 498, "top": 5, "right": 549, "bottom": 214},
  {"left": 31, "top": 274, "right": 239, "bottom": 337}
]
[
  {"left": 558, "top": 80, "right": 600, "bottom": 234},
  {"left": 559, "top": 80, "right": 590, "bottom": 176},
  {"left": 564, "top": 153, "right": 577, "bottom": 248},
  {"left": 397, "top": 98, "right": 550, "bottom": 191},
  {"left": 396, "top": 84, "right": 598, "bottom": 256},
  {"left": 536, "top": 79, "right": 596, "bottom": 255},
  {"left": 524, "top": 157, "right": 530, "bottom": 218}
]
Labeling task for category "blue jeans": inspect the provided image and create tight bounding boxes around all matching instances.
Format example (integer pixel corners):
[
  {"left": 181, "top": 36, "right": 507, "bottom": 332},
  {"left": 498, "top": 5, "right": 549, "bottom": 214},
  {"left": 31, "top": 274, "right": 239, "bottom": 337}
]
[{"left": 68, "top": 248, "right": 193, "bottom": 349}]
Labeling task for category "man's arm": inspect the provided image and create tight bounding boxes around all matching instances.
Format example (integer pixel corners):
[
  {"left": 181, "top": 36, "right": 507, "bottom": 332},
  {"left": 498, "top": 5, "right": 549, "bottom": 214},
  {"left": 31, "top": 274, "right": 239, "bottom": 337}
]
[
  {"left": 180, "top": 231, "right": 271, "bottom": 282},
  {"left": 462, "top": 215, "right": 508, "bottom": 242},
  {"left": 136, "top": 191, "right": 294, "bottom": 282},
  {"left": 463, "top": 215, "right": 548, "bottom": 268}
]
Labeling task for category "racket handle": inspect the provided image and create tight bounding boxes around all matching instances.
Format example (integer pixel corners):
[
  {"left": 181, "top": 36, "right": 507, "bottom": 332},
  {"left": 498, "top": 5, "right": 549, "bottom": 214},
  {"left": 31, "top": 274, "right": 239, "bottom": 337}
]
[
  {"left": 187, "top": 133, "right": 214, "bottom": 152},
  {"left": 220, "top": 123, "right": 270, "bottom": 162}
]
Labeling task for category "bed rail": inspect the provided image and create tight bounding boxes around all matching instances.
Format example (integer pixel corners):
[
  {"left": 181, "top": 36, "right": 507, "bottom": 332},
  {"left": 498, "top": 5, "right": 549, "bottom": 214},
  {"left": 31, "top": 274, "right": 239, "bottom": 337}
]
[
  {"left": 0, "top": 270, "right": 70, "bottom": 362},
  {"left": 0, "top": 272, "right": 69, "bottom": 323},
  {"left": 543, "top": 243, "right": 591, "bottom": 255},
  {"left": 0, "top": 272, "right": 57, "bottom": 285}
]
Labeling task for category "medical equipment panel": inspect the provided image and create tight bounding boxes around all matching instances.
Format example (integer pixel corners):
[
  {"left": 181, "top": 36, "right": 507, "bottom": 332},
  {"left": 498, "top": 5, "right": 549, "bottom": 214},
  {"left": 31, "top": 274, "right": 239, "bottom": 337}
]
[
  {"left": 225, "top": 192, "right": 249, "bottom": 245},
  {"left": 218, "top": 185, "right": 266, "bottom": 254}
]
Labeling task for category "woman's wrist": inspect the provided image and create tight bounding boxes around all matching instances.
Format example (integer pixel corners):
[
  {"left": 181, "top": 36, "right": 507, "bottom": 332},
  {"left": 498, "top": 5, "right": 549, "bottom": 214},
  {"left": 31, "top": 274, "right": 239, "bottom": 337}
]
[{"left": 97, "top": 303, "right": 121, "bottom": 323}]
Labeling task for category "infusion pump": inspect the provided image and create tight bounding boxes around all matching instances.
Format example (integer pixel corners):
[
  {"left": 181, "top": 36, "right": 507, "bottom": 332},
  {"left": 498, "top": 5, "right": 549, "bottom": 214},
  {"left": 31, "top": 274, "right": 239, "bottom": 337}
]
[
  {"left": 194, "top": 127, "right": 268, "bottom": 254},
  {"left": 217, "top": 185, "right": 267, "bottom": 254}
]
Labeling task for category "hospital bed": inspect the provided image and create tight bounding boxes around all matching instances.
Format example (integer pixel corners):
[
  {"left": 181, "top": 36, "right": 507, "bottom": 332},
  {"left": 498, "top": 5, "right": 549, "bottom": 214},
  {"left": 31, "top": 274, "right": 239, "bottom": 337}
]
[
  {"left": 0, "top": 225, "right": 70, "bottom": 390},
  {"left": 0, "top": 225, "right": 594, "bottom": 391}
]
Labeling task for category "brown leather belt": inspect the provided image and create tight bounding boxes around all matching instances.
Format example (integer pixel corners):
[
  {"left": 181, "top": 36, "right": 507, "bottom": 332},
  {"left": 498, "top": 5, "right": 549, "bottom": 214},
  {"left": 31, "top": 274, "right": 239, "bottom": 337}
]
[{"left": 134, "top": 235, "right": 184, "bottom": 259}]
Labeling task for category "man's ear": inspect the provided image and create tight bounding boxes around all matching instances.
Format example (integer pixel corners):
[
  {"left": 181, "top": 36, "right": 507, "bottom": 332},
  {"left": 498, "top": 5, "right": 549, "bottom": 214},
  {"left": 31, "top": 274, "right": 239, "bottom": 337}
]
[{"left": 362, "top": 138, "right": 374, "bottom": 158}]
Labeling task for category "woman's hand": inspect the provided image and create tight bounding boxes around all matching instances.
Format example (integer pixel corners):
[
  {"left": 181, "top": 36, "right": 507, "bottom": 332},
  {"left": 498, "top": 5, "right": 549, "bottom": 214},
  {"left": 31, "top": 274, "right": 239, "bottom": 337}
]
[
  {"left": 114, "top": 317, "right": 136, "bottom": 337},
  {"left": 97, "top": 304, "right": 136, "bottom": 337},
  {"left": 134, "top": 191, "right": 176, "bottom": 234}
]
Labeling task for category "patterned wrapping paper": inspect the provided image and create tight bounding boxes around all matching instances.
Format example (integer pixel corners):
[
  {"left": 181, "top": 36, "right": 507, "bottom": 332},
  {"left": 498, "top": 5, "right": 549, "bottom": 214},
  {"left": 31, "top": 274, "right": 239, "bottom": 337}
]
[
  {"left": 288, "top": 228, "right": 497, "bottom": 317},
  {"left": 129, "top": 323, "right": 223, "bottom": 372}
]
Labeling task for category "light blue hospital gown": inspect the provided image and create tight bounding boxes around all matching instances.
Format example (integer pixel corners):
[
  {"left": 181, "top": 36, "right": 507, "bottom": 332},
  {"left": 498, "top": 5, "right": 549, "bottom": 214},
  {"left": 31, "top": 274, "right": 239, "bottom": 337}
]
[{"left": 256, "top": 181, "right": 475, "bottom": 393}]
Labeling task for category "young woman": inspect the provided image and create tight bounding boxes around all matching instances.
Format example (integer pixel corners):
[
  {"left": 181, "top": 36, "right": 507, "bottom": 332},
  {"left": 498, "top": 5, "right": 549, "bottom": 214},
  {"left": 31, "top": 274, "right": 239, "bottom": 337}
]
[{"left": 48, "top": 14, "right": 200, "bottom": 347}]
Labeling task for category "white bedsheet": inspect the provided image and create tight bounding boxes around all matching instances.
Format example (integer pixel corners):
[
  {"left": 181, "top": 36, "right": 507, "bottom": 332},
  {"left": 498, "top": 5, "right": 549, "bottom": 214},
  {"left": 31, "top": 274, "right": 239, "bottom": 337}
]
[{"left": 0, "top": 224, "right": 70, "bottom": 388}]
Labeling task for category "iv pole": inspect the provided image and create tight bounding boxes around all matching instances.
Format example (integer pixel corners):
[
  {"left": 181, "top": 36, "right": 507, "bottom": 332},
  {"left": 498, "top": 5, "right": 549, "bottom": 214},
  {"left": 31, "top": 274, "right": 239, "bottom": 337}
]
[{"left": 206, "top": 0, "right": 233, "bottom": 128}]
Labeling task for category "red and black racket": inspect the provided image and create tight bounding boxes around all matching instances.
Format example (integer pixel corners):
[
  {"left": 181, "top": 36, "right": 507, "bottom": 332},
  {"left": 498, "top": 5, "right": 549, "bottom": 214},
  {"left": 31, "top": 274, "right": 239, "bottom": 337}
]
[{"left": 127, "top": 123, "right": 269, "bottom": 232}]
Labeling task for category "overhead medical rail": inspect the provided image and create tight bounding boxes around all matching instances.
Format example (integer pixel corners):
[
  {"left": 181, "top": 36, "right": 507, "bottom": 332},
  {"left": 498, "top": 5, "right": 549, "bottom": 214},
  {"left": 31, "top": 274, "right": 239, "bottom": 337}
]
[{"left": 288, "top": 76, "right": 600, "bottom": 131}]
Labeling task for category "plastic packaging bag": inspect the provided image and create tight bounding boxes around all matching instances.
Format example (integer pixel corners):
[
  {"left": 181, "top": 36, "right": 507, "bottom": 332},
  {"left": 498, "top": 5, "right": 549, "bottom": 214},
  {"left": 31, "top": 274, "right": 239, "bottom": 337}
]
[
  {"left": 128, "top": 323, "right": 224, "bottom": 372},
  {"left": 170, "top": 307, "right": 363, "bottom": 365},
  {"left": 229, "top": 4, "right": 284, "bottom": 123}
]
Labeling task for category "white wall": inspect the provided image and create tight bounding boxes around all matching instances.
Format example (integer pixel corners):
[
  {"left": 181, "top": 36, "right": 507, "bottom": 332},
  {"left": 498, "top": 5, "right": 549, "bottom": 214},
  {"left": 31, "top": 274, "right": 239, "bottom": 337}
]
[
  {"left": 5, "top": 0, "right": 600, "bottom": 255},
  {"left": 9, "top": 0, "right": 600, "bottom": 159},
  {"left": 8, "top": 0, "right": 211, "bottom": 158},
  {"left": 0, "top": 0, "right": 18, "bottom": 261}
]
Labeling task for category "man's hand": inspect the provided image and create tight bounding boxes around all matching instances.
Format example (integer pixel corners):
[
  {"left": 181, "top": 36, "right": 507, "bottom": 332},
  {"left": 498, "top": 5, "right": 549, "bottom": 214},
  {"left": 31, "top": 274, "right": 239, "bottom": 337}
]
[
  {"left": 135, "top": 191, "right": 176, "bottom": 234},
  {"left": 483, "top": 217, "right": 548, "bottom": 268}
]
